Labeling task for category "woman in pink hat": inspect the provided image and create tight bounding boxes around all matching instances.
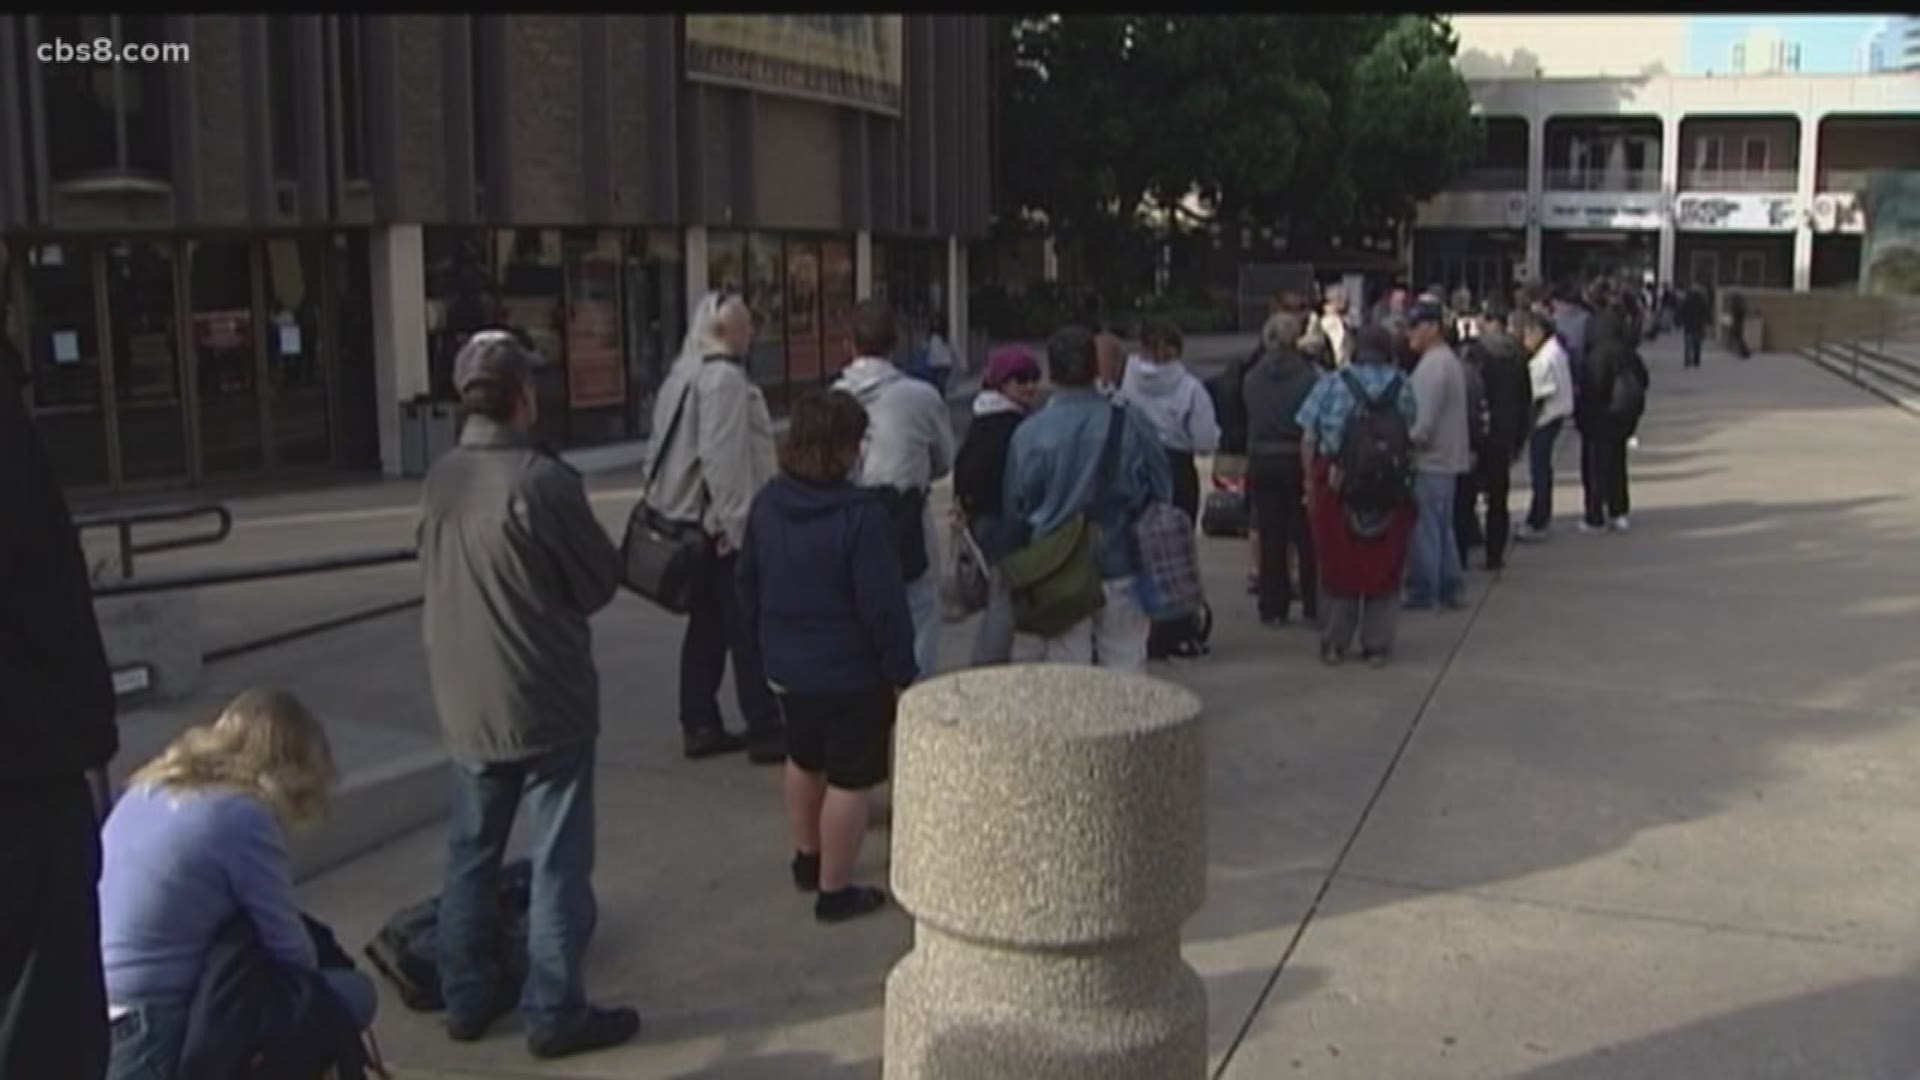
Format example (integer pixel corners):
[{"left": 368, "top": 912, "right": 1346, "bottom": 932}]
[{"left": 951, "top": 345, "right": 1045, "bottom": 665}]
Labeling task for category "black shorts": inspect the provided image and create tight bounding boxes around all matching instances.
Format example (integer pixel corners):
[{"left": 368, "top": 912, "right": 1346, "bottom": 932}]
[{"left": 778, "top": 687, "right": 896, "bottom": 791}]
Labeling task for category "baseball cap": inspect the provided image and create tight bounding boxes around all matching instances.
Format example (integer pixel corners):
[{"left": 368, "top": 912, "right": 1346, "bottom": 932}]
[
  {"left": 1407, "top": 298, "right": 1448, "bottom": 327},
  {"left": 983, "top": 345, "right": 1041, "bottom": 389},
  {"left": 452, "top": 330, "right": 534, "bottom": 394}
]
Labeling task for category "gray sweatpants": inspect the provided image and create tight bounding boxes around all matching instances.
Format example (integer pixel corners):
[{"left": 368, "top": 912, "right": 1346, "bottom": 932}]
[{"left": 1322, "top": 591, "right": 1398, "bottom": 658}]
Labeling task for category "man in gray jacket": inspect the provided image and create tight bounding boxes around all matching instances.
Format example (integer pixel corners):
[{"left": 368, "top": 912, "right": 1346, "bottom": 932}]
[
  {"left": 834, "top": 298, "right": 956, "bottom": 681},
  {"left": 418, "top": 331, "right": 637, "bottom": 1060}
]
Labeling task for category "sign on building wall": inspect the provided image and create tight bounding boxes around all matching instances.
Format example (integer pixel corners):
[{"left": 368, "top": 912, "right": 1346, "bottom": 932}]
[
  {"left": 1540, "top": 193, "right": 1664, "bottom": 232},
  {"left": 1860, "top": 172, "right": 1920, "bottom": 298},
  {"left": 1672, "top": 194, "right": 1801, "bottom": 233},
  {"left": 686, "top": 16, "right": 903, "bottom": 115}
]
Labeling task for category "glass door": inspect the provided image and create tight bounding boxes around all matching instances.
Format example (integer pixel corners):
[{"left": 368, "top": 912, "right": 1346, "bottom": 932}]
[
  {"left": 23, "top": 242, "right": 110, "bottom": 488},
  {"left": 104, "top": 240, "right": 188, "bottom": 485},
  {"left": 263, "top": 235, "right": 331, "bottom": 467},
  {"left": 187, "top": 237, "right": 263, "bottom": 476},
  {"left": 785, "top": 239, "right": 823, "bottom": 389}
]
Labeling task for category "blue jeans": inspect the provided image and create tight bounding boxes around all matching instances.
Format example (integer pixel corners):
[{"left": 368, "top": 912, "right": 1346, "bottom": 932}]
[
  {"left": 906, "top": 571, "right": 941, "bottom": 682},
  {"left": 1405, "top": 472, "right": 1464, "bottom": 607},
  {"left": 439, "top": 741, "right": 597, "bottom": 1038},
  {"left": 106, "top": 970, "right": 376, "bottom": 1080},
  {"left": 1527, "top": 418, "right": 1564, "bottom": 531}
]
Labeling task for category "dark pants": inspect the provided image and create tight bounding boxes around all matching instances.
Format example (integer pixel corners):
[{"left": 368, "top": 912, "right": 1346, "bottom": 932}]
[
  {"left": 1527, "top": 418, "right": 1564, "bottom": 532},
  {"left": 1458, "top": 449, "right": 1514, "bottom": 568},
  {"left": 1580, "top": 412, "right": 1630, "bottom": 526},
  {"left": 1, "top": 776, "right": 108, "bottom": 1080},
  {"left": 679, "top": 553, "right": 780, "bottom": 738},
  {"left": 440, "top": 741, "right": 598, "bottom": 1038},
  {"left": 1730, "top": 318, "right": 1750, "bottom": 359},
  {"left": 1148, "top": 451, "right": 1204, "bottom": 657},
  {"left": 1249, "top": 456, "right": 1316, "bottom": 623},
  {"left": 1683, "top": 330, "right": 1704, "bottom": 368}
]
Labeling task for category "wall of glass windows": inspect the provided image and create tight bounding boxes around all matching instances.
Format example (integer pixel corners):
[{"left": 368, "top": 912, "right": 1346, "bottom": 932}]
[
  {"left": 872, "top": 237, "right": 949, "bottom": 368},
  {"left": 708, "top": 230, "right": 859, "bottom": 412},
  {"left": 423, "top": 227, "right": 685, "bottom": 448},
  {"left": 11, "top": 232, "right": 376, "bottom": 493}
]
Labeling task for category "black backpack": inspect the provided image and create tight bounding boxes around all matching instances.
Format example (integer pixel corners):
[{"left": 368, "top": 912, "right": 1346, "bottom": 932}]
[
  {"left": 364, "top": 859, "right": 532, "bottom": 1013},
  {"left": 1335, "top": 369, "right": 1414, "bottom": 529}
]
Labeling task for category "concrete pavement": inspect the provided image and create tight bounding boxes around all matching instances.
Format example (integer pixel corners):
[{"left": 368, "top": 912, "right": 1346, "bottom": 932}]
[{"left": 106, "top": 330, "right": 1920, "bottom": 1077}]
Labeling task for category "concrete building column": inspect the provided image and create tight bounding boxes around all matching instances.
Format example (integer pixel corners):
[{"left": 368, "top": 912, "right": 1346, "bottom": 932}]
[
  {"left": 1658, "top": 114, "right": 1681, "bottom": 288},
  {"left": 885, "top": 666, "right": 1208, "bottom": 1079},
  {"left": 855, "top": 230, "right": 874, "bottom": 300},
  {"left": 684, "top": 226, "right": 710, "bottom": 305},
  {"left": 946, "top": 235, "right": 970, "bottom": 365},
  {"left": 369, "top": 224, "right": 428, "bottom": 479},
  {"left": 1525, "top": 111, "right": 1546, "bottom": 284},
  {"left": 1793, "top": 109, "right": 1821, "bottom": 292}
]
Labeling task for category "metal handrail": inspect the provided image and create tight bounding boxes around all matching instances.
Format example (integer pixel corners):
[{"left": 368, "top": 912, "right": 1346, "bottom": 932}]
[
  {"left": 74, "top": 502, "right": 233, "bottom": 580},
  {"left": 92, "top": 547, "right": 418, "bottom": 598}
]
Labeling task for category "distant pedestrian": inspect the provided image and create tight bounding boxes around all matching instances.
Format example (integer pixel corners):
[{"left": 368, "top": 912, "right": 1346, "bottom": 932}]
[
  {"left": 1578, "top": 308, "right": 1650, "bottom": 534},
  {"left": 1401, "top": 300, "right": 1470, "bottom": 611},
  {"left": 1297, "top": 326, "right": 1419, "bottom": 666},
  {"left": 1119, "top": 319, "right": 1220, "bottom": 659},
  {"left": 418, "top": 331, "right": 637, "bottom": 1058},
  {"left": 1319, "top": 284, "right": 1356, "bottom": 367},
  {"left": 1679, "top": 286, "right": 1710, "bottom": 369},
  {"left": 921, "top": 312, "right": 958, "bottom": 394},
  {"left": 952, "top": 346, "right": 1045, "bottom": 666},
  {"left": 2, "top": 343, "right": 118, "bottom": 1080},
  {"left": 1004, "top": 326, "right": 1174, "bottom": 672},
  {"left": 835, "top": 299, "right": 957, "bottom": 682},
  {"left": 1728, "top": 291, "right": 1751, "bottom": 359},
  {"left": 647, "top": 295, "right": 785, "bottom": 762},
  {"left": 1459, "top": 303, "right": 1535, "bottom": 570},
  {"left": 1243, "top": 311, "right": 1321, "bottom": 628},
  {"left": 1512, "top": 309, "right": 1576, "bottom": 541},
  {"left": 738, "top": 391, "right": 917, "bottom": 925}
]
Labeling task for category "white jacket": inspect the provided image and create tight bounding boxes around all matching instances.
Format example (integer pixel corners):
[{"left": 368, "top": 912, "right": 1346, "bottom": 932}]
[
  {"left": 1529, "top": 335, "right": 1576, "bottom": 427},
  {"left": 1117, "top": 355, "right": 1220, "bottom": 454},
  {"left": 834, "top": 357, "right": 956, "bottom": 492}
]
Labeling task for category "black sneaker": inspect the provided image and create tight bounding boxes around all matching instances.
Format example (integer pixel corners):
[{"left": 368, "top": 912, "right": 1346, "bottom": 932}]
[
  {"left": 527, "top": 1006, "right": 642, "bottom": 1060},
  {"left": 683, "top": 727, "right": 748, "bottom": 760},
  {"left": 815, "top": 886, "right": 889, "bottom": 924},
  {"left": 445, "top": 985, "right": 518, "bottom": 1043},
  {"left": 791, "top": 851, "right": 820, "bottom": 893},
  {"left": 746, "top": 731, "right": 787, "bottom": 766}
]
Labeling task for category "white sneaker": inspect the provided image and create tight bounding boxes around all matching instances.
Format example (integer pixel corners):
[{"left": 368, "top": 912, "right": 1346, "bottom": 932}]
[
  {"left": 1576, "top": 522, "right": 1608, "bottom": 536},
  {"left": 1514, "top": 525, "right": 1549, "bottom": 543},
  {"left": 1628, "top": 436, "right": 1640, "bottom": 450},
  {"left": 1611, "top": 516, "right": 1631, "bottom": 534}
]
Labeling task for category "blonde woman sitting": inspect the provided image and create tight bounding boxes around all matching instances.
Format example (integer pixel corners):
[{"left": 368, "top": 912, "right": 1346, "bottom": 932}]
[{"left": 99, "top": 688, "right": 377, "bottom": 1080}]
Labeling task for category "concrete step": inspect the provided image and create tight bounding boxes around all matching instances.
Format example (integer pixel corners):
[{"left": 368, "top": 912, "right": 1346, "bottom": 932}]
[{"left": 1803, "top": 344, "right": 1920, "bottom": 417}]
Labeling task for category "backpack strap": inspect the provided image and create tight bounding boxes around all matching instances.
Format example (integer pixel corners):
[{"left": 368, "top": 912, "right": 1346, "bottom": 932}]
[
  {"left": 1338, "top": 367, "right": 1389, "bottom": 408},
  {"left": 1085, "top": 403, "right": 1129, "bottom": 517}
]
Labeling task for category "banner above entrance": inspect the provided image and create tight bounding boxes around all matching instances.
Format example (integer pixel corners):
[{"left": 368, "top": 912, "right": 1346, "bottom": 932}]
[{"left": 686, "top": 16, "right": 903, "bottom": 116}]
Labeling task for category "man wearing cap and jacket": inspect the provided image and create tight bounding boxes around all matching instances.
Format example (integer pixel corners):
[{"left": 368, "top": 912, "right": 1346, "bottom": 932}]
[
  {"left": 1402, "top": 299, "right": 1470, "bottom": 611},
  {"left": 417, "top": 332, "right": 639, "bottom": 1060}
]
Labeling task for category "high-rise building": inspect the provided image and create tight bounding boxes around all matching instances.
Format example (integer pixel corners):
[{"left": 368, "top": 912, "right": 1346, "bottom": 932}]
[
  {"left": 1450, "top": 15, "right": 1689, "bottom": 79},
  {"left": 1729, "top": 27, "right": 1802, "bottom": 75},
  {"left": 1870, "top": 16, "right": 1920, "bottom": 72}
]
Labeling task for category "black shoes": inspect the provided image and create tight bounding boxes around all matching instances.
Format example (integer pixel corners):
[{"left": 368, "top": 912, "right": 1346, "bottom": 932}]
[
  {"left": 445, "top": 988, "right": 518, "bottom": 1043},
  {"left": 527, "top": 1006, "right": 642, "bottom": 1060},
  {"left": 746, "top": 731, "right": 788, "bottom": 766},
  {"left": 815, "top": 886, "right": 888, "bottom": 924},
  {"left": 792, "top": 851, "right": 820, "bottom": 893},
  {"left": 683, "top": 727, "right": 748, "bottom": 760}
]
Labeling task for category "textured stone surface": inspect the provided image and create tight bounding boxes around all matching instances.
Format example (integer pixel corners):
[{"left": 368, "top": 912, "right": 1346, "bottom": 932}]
[
  {"left": 96, "top": 593, "right": 202, "bottom": 701},
  {"left": 885, "top": 664, "right": 1208, "bottom": 1079}
]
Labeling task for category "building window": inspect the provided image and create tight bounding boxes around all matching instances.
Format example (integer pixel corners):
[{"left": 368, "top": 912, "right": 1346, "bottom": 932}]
[
  {"left": 1736, "top": 251, "right": 1766, "bottom": 287},
  {"left": 1696, "top": 135, "right": 1724, "bottom": 177},
  {"left": 269, "top": 18, "right": 298, "bottom": 183},
  {"left": 334, "top": 15, "right": 369, "bottom": 182},
  {"left": 39, "top": 14, "right": 173, "bottom": 182},
  {"left": 1742, "top": 136, "right": 1768, "bottom": 177}
]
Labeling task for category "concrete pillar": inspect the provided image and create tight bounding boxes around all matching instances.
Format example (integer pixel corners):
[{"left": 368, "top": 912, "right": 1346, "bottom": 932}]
[
  {"left": 1525, "top": 111, "right": 1546, "bottom": 284},
  {"left": 884, "top": 666, "right": 1208, "bottom": 1080},
  {"left": 946, "top": 235, "right": 970, "bottom": 366},
  {"left": 684, "top": 226, "right": 710, "bottom": 306},
  {"left": 855, "top": 229, "right": 874, "bottom": 300},
  {"left": 1658, "top": 113, "right": 1681, "bottom": 288},
  {"left": 369, "top": 224, "right": 429, "bottom": 479},
  {"left": 1793, "top": 110, "right": 1821, "bottom": 292}
]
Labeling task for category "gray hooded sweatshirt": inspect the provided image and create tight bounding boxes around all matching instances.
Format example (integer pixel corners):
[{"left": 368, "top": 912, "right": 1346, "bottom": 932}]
[
  {"left": 834, "top": 358, "right": 956, "bottom": 494},
  {"left": 1118, "top": 355, "right": 1221, "bottom": 455}
]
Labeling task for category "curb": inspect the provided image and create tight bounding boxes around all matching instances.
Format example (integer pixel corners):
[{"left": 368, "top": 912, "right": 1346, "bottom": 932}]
[{"left": 290, "top": 745, "right": 449, "bottom": 883}]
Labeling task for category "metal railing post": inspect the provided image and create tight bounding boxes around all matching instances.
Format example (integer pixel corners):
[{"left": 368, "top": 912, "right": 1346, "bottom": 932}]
[{"left": 116, "top": 520, "right": 134, "bottom": 580}]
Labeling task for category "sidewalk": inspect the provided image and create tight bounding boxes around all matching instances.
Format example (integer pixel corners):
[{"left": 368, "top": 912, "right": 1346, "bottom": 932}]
[{"left": 121, "top": 332, "right": 1920, "bottom": 1077}]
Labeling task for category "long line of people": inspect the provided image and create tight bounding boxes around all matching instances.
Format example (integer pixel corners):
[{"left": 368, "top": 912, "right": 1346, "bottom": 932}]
[{"left": 6, "top": 279, "right": 1655, "bottom": 1079}]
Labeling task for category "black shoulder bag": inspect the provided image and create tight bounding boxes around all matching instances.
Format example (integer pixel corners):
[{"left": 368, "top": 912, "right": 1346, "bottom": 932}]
[{"left": 620, "top": 383, "right": 711, "bottom": 614}]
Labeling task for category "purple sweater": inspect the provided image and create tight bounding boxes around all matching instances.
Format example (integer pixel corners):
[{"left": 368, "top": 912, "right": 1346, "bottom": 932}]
[{"left": 99, "top": 785, "right": 316, "bottom": 1004}]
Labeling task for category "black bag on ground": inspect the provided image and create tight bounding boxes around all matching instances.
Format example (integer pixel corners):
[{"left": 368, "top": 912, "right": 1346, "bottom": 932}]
[
  {"left": 1200, "top": 489, "right": 1250, "bottom": 538},
  {"left": 364, "top": 859, "right": 533, "bottom": 1013},
  {"left": 1335, "top": 369, "right": 1414, "bottom": 532},
  {"left": 622, "top": 385, "right": 711, "bottom": 614}
]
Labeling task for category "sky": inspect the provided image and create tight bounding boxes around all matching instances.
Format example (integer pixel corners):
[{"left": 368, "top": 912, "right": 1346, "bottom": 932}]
[{"left": 1686, "top": 15, "right": 1890, "bottom": 73}]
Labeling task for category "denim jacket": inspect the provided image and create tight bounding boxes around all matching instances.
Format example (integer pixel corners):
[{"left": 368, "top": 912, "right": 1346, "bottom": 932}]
[{"left": 1003, "top": 389, "right": 1173, "bottom": 582}]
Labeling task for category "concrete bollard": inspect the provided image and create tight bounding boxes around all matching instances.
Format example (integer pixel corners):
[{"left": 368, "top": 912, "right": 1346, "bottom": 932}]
[{"left": 883, "top": 664, "right": 1207, "bottom": 1080}]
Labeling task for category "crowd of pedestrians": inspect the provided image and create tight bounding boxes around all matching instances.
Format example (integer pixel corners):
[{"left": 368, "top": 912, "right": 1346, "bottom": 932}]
[{"left": 4, "top": 270, "right": 1673, "bottom": 1077}]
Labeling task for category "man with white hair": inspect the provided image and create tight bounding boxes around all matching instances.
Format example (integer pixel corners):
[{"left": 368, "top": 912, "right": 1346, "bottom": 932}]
[{"left": 646, "top": 294, "right": 783, "bottom": 763}]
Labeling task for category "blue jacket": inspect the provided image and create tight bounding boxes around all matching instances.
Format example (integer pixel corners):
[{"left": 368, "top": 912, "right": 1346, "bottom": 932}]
[
  {"left": 1003, "top": 389, "right": 1173, "bottom": 582},
  {"left": 738, "top": 475, "right": 919, "bottom": 694}
]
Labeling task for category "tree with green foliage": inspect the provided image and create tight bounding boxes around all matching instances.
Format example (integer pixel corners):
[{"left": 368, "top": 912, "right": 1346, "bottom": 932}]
[{"left": 994, "top": 15, "right": 1480, "bottom": 305}]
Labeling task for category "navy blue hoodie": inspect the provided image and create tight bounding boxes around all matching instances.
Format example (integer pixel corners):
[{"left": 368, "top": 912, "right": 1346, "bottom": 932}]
[{"left": 738, "top": 475, "right": 919, "bottom": 695}]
